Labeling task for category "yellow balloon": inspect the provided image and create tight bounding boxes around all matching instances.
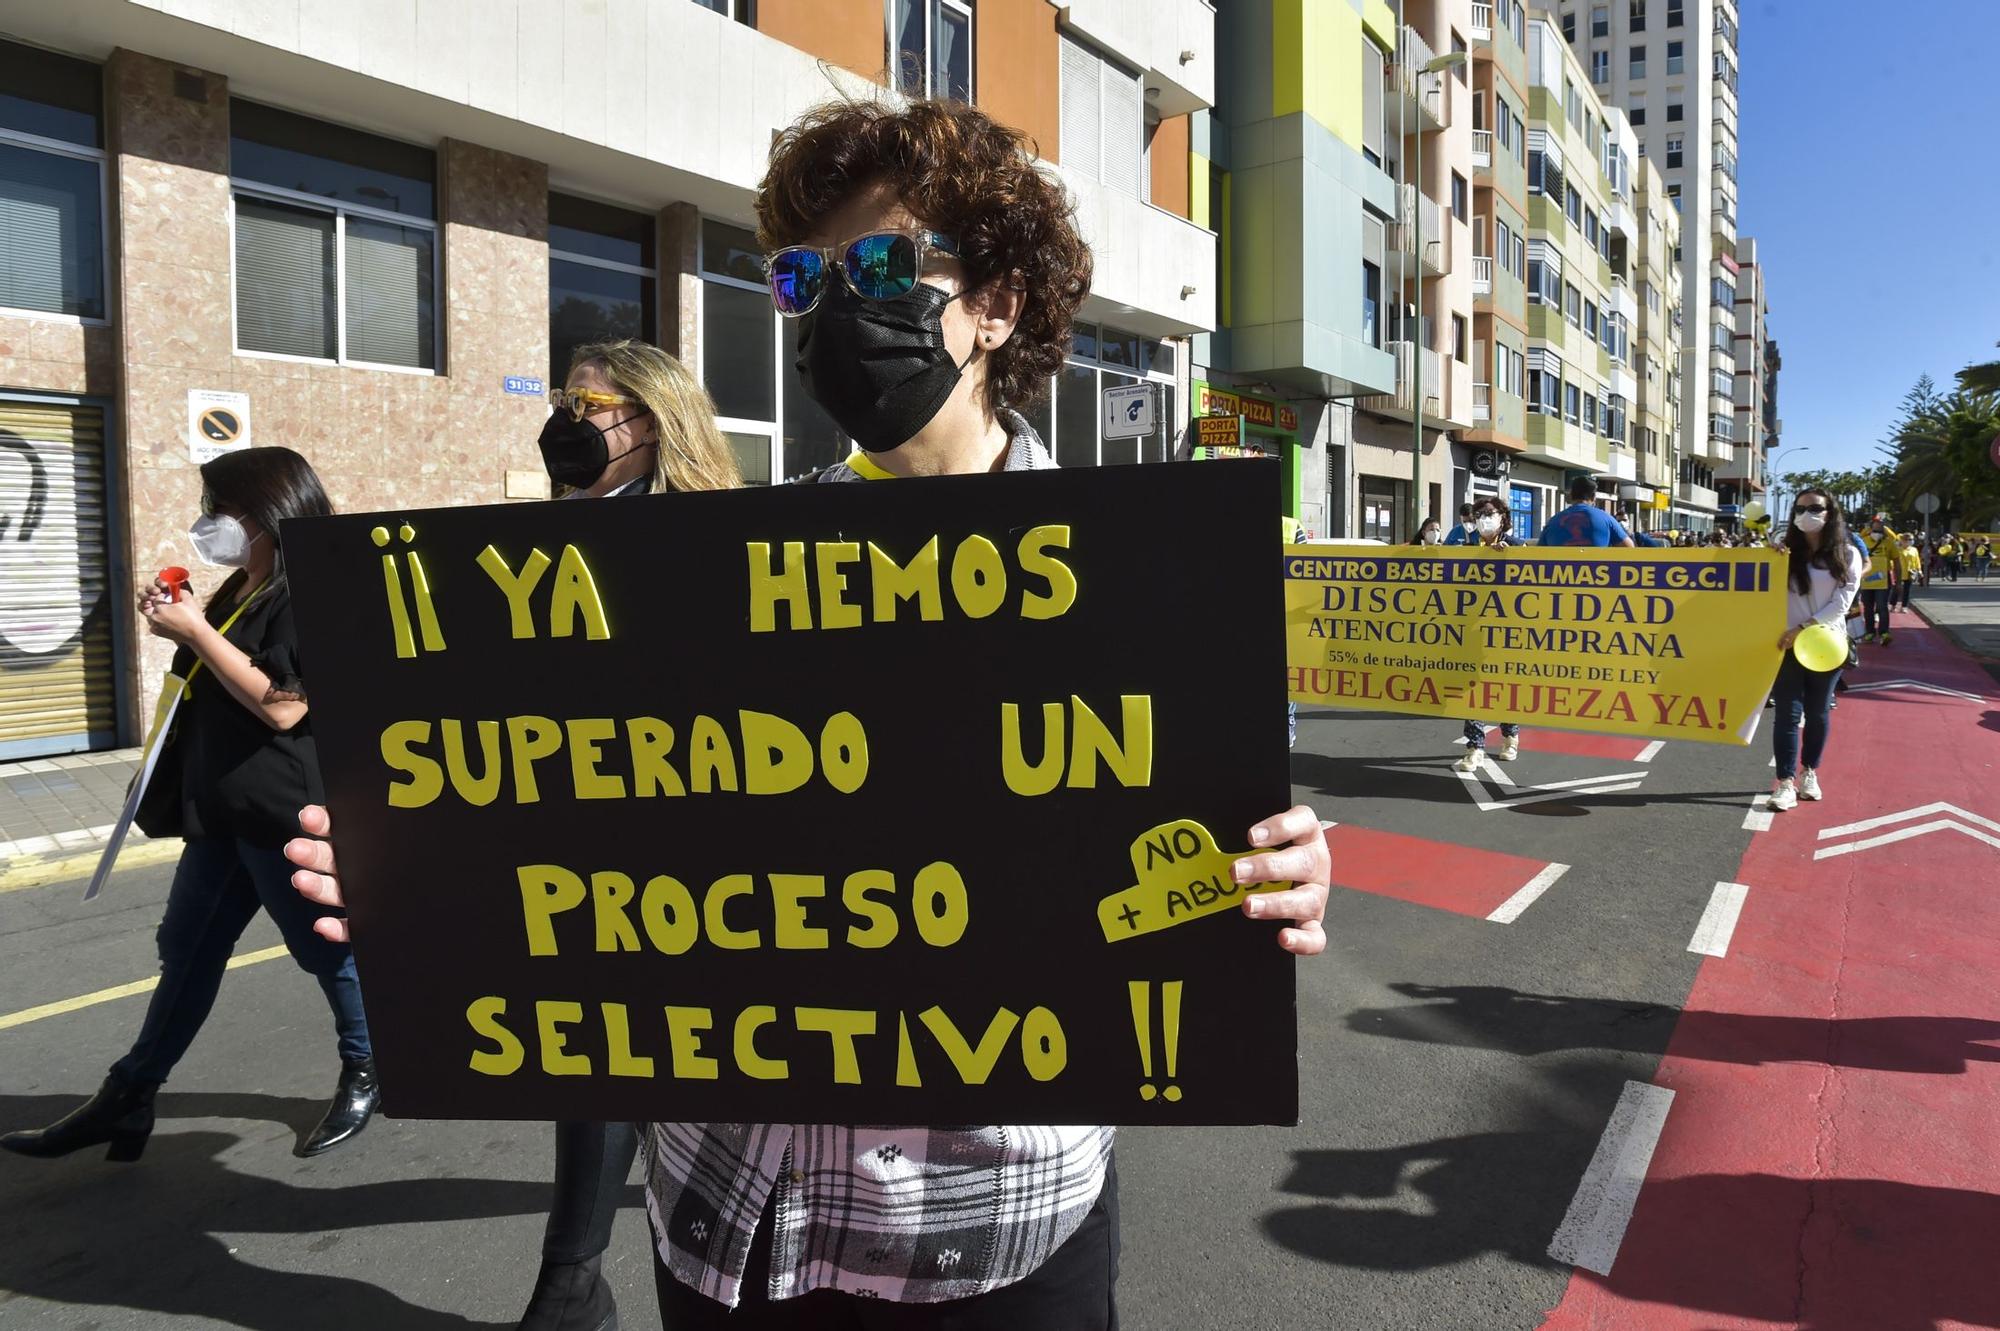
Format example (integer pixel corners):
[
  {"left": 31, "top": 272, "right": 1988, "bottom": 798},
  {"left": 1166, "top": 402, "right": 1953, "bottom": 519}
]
[
  {"left": 1741, "top": 500, "right": 1766, "bottom": 523},
  {"left": 1792, "top": 624, "right": 1848, "bottom": 673}
]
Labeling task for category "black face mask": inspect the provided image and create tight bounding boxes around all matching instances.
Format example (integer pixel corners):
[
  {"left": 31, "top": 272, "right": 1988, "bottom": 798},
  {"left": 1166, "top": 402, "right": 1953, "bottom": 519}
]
[
  {"left": 538, "top": 410, "right": 649, "bottom": 491},
  {"left": 795, "top": 281, "right": 974, "bottom": 452}
]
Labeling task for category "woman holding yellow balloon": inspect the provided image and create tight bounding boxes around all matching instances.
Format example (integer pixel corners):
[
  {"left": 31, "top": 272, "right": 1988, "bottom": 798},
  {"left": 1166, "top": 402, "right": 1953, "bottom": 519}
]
[{"left": 1770, "top": 488, "right": 1863, "bottom": 811}]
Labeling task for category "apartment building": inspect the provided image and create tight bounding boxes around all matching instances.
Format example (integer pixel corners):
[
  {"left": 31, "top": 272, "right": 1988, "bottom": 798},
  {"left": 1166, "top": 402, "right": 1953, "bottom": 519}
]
[
  {"left": 1719, "top": 233, "right": 1773, "bottom": 521},
  {"left": 1541, "top": 0, "right": 1742, "bottom": 532},
  {"left": 1461, "top": 0, "right": 1533, "bottom": 515},
  {"left": 1514, "top": 16, "right": 1640, "bottom": 536},
  {"left": 1196, "top": 0, "right": 1396, "bottom": 539},
  {"left": 1628, "top": 153, "right": 1684, "bottom": 530},
  {"left": 1348, "top": 0, "right": 1480, "bottom": 543},
  {"left": 0, "top": 0, "right": 1218, "bottom": 757}
]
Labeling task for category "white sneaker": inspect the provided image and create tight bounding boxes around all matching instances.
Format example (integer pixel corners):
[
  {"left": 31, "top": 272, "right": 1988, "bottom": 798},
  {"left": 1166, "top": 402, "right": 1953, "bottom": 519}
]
[
  {"left": 1455, "top": 748, "right": 1485, "bottom": 773},
  {"left": 1770, "top": 779, "right": 1798, "bottom": 812},
  {"left": 1497, "top": 736, "right": 1521, "bottom": 762},
  {"left": 1799, "top": 770, "right": 1822, "bottom": 801}
]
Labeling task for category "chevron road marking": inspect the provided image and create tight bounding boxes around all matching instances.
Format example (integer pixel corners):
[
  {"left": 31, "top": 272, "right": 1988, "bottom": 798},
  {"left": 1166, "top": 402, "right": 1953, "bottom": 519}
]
[{"left": 1842, "top": 677, "right": 1989, "bottom": 703}]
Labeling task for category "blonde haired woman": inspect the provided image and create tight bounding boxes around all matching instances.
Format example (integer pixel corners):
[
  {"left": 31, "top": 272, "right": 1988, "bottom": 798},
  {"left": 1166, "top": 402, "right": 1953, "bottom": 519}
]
[
  {"left": 524, "top": 338, "right": 738, "bottom": 1331},
  {"left": 538, "top": 338, "right": 742, "bottom": 497}
]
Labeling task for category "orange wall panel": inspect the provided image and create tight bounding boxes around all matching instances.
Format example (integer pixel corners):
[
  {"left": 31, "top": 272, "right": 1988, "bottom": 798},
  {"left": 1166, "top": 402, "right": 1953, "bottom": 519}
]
[
  {"left": 758, "top": 0, "right": 885, "bottom": 83},
  {"left": 975, "top": 0, "right": 1061, "bottom": 162},
  {"left": 1149, "top": 114, "right": 1190, "bottom": 218}
]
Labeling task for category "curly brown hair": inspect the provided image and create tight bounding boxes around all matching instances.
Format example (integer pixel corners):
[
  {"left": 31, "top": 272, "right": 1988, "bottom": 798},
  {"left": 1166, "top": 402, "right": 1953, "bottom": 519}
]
[{"left": 756, "top": 98, "right": 1092, "bottom": 413}]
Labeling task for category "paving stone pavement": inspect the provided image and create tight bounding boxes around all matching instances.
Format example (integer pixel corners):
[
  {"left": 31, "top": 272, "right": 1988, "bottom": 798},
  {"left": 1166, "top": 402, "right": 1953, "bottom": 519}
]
[{"left": 0, "top": 749, "right": 144, "bottom": 859}]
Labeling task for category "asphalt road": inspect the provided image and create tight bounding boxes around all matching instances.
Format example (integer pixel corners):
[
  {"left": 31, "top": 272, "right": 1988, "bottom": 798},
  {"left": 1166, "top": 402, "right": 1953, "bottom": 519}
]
[{"left": 0, "top": 707, "right": 1774, "bottom": 1331}]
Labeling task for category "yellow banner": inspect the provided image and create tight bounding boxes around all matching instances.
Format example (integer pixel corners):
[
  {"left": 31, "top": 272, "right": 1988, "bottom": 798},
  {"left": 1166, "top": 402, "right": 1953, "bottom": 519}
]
[{"left": 1284, "top": 544, "right": 1789, "bottom": 745}]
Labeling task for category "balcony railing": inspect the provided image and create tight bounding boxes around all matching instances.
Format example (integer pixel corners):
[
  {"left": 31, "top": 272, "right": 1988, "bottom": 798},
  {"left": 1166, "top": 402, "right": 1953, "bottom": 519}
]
[
  {"left": 1471, "top": 2, "right": 1494, "bottom": 38},
  {"left": 1358, "top": 341, "right": 1445, "bottom": 419},
  {"left": 1473, "top": 381, "right": 1492, "bottom": 421},
  {"left": 1472, "top": 129, "right": 1492, "bottom": 167},
  {"left": 1388, "top": 185, "right": 1447, "bottom": 275},
  {"left": 1678, "top": 480, "right": 1719, "bottom": 509},
  {"left": 1473, "top": 255, "right": 1493, "bottom": 294},
  {"left": 1396, "top": 25, "right": 1449, "bottom": 130}
]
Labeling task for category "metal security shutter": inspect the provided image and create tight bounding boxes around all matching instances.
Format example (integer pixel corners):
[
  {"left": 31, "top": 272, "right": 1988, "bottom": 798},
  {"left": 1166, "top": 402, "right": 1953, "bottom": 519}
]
[{"left": 0, "top": 400, "right": 118, "bottom": 757}]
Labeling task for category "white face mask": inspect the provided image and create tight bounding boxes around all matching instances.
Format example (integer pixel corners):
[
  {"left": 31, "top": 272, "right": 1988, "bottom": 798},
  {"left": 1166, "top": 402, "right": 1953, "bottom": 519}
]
[
  {"left": 1476, "top": 514, "right": 1502, "bottom": 535},
  {"left": 1420, "top": 530, "right": 1440, "bottom": 545},
  {"left": 189, "top": 512, "right": 258, "bottom": 568},
  {"left": 1792, "top": 511, "right": 1826, "bottom": 535}
]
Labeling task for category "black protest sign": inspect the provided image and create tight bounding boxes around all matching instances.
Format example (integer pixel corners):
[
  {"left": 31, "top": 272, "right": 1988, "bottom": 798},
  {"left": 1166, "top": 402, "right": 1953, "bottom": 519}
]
[{"left": 282, "top": 462, "right": 1296, "bottom": 1125}]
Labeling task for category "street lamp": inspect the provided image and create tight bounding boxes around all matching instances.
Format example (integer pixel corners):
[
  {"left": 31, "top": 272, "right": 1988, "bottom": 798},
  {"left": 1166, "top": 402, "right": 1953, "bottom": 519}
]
[{"left": 1407, "top": 46, "right": 1466, "bottom": 540}]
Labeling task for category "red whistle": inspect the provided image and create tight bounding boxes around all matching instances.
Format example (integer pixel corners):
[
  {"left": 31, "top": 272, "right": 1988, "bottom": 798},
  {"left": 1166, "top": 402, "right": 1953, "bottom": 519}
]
[{"left": 158, "top": 566, "right": 190, "bottom": 603}]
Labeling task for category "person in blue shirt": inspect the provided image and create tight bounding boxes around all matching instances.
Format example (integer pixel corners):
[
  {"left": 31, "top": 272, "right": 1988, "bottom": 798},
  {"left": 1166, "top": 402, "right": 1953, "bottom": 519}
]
[
  {"left": 1538, "top": 477, "right": 1636, "bottom": 547},
  {"left": 1443, "top": 502, "right": 1476, "bottom": 545}
]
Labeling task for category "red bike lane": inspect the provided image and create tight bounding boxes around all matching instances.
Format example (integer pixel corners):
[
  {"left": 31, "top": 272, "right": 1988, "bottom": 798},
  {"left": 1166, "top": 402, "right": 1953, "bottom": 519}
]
[{"left": 1540, "top": 618, "right": 2000, "bottom": 1331}]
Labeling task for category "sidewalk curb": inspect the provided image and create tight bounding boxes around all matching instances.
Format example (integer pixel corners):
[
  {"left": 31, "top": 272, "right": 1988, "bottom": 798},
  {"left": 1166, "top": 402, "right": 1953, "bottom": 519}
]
[
  {"left": 0, "top": 839, "right": 182, "bottom": 893},
  {"left": 1909, "top": 602, "right": 2000, "bottom": 688}
]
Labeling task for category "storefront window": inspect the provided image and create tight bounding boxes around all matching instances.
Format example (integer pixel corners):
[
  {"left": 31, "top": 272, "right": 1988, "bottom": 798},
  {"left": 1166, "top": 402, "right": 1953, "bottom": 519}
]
[{"left": 1031, "top": 322, "right": 1178, "bottom": 465}]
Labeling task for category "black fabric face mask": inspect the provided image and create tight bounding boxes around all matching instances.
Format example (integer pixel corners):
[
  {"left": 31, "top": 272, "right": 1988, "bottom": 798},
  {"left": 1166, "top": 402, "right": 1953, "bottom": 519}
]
[
  {"left": 538, "top": 410, "right": 648, "bottom": 490},
  {"left": 795, "top": 281, "right": 974, "bottom": 453}
]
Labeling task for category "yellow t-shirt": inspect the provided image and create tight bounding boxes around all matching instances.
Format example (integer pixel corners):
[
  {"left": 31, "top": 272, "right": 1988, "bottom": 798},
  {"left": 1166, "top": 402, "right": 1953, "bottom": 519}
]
[
  {"left": 1900, "top": 546, "right": 1923, "bottom": 579},
  {"left": 1860, "top": 529, "right": 1901, "bottom": 588}
]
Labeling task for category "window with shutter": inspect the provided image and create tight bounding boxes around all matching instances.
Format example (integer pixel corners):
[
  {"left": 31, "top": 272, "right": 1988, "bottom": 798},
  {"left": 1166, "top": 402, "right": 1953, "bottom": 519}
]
[
  {"left": 230, "top": 99, "right": 437, "bottom": 369},
  {"left": 344, "top": 218, "right": 434, "bottom": 368},
  {"left": 0, "top": 43, "right": 107, "bottom": 324},
  {"left": 1100, "top": 60, "right": 1144, "bottom": 196},
  {"left": 234, "top": 198, "right": 336, "bottom": 359},
  {"left": 1059, "top": 38, "right": 1101, "bottom": 183}
]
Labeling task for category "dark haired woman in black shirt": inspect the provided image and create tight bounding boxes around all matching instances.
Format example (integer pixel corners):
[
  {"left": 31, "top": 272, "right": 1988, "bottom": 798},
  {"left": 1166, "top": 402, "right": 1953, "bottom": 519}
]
[{"left": 1, "top": 446, "right": 376, "bottom": 1164}]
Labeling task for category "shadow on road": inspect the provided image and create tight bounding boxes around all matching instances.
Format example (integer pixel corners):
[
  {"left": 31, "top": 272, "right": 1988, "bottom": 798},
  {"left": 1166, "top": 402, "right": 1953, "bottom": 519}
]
[
  {"left": 1264, "top": 1134, "right": 2000, "bottom": 1331},
  {"left": 0, "top": 1091, "right": 622, "bottom": 1330},
  {"left": 1344, "top": 982, "right": 2000, "bottom": 1074}
]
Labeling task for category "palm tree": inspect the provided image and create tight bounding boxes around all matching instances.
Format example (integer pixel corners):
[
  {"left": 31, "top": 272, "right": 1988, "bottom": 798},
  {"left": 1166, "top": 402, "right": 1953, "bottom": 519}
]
[{"left": 1957, "top": 343, "right": 2000, "bottom": 396}]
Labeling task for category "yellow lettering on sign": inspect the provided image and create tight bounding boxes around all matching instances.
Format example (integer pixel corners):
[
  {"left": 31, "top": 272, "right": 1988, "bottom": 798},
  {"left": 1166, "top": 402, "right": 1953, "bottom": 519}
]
[{"left": 466, "top": 996, "right": 525, "bottom": 1076}]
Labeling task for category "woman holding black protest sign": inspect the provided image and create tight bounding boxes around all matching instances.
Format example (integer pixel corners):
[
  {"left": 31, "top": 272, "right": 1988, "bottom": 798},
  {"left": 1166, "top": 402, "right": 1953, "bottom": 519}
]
[
  {"left": 1, "top": 447, "right": 373, "bottom": 1165},
  {"left": 291, "top": 95, "right": 1331, "bottom": 1331},
  {"left": 518, "top": 338, "right": 741, "bottom": 1331}
]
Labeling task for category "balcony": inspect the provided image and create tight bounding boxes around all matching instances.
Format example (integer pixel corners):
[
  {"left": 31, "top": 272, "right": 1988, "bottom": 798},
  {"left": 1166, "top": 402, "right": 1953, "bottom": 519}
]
[
  {"left": 1471, "top": 2, "right": 1494, "bottom": 38},
  {"left": 1679, "top": 480, "right": 1719, "bottom": 510},
  {"left": 1387, "top": 184, "right": 1448, "bottom": 277},
  {"left": 1357, "top": 340, "right": 1448, "bottom": 421},
  {"left": 1474, "top": 381, "right": 1492, "bottom": 421},
  {"left": 1395, "top": 26, "right": 1449, "bottom": 132},
  {"left": 1473, "top": 129, "right": 1492, "bottom": 167},
  {"left": 1473, "top": 254, "right": 1493, "bottom": 295}
]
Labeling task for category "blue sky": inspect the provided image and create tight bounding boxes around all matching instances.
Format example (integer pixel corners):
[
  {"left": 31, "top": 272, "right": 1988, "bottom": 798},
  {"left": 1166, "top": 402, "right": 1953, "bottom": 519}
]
[{"left": 1737, "top": 0, "right": 2000, "bottom": 478}]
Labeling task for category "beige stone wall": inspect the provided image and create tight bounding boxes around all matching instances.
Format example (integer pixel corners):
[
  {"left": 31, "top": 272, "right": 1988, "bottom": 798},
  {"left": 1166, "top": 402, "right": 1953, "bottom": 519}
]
[{"left": 97, "top": 49, "right": 553, "bottom": 733}]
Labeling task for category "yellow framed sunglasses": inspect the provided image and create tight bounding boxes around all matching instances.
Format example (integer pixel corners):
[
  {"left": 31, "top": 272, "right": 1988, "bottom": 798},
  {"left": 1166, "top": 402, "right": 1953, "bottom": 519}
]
[{"left": 548, "top": 386, "right": 638, "bottom": 420}]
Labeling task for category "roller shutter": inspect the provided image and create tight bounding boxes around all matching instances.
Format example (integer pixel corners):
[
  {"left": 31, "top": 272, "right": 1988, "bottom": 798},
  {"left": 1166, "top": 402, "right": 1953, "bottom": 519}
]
[{"left": 0, "top": 400, "right": 118, "bottom": 757}]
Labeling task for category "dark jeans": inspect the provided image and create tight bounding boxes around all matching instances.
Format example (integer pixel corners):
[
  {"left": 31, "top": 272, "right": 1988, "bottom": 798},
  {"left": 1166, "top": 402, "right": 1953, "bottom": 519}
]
[
  {"left": 1463, "top": 721, "right": 1519, "bottom": 750},
  {"left": 654, "top": 1157, "right": 1120, "bottom": 1330},
  {"left": 543, "top": 1120, "right": 640, "bottom": 1263},
  {"left": 1945, "top": 558, "right": 1960, "bottom": 582},
  {"left": 1896, "top": 577, "right": 1914, "bottom": 609},
  {"left": 1770, "top": 654, "right": 1837, "bottom": 781},
  {"left": 113, "top": 837, "right": 369, "bottom": 1085},
  {"left": 1859, "top": 589, "right": 1893, "bottom": 637}
]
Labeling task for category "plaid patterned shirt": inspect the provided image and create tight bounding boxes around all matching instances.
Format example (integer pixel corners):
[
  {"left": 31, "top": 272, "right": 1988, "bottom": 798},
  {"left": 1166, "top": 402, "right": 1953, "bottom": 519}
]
[{"left": 645, "top": 418, "right": 1110, "bottom": 1308}]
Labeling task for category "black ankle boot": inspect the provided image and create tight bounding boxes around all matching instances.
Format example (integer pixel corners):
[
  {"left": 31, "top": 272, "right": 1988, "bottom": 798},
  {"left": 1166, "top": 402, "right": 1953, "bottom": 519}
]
[
  {"left": 296, "top": 1057, "right": 380, "bottom": 1158},
  {"left": 516, "top": 1253, "right": 618, "bottom": 1331},
  {"left": 0, "top": 1073, "right": 158, "bottom": 1162}
]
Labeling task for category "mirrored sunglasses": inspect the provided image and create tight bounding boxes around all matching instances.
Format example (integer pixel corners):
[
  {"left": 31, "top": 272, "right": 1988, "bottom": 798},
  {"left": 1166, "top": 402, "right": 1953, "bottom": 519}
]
[{"left": 766, "top": 230, "right": 960, "bottom": 317}]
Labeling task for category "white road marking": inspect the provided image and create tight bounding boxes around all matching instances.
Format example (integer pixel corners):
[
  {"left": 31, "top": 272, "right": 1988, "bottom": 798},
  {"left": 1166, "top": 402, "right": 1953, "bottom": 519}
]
[
  {"left": 1843, "top": 677, "right": 1989, "bottom": 704},
  {"left": 1455, "top": 769, "right": 1644, "bottom": 812},
  {"left": 0, "top": 823, "right": 123, "bottom": 860},
  {"left": 1687, "top": 881, "right": 1751, "bottom": 957},
  {"left": 1815, "top": 802, "right": 2000, "bottom": 840},
  {"left": 1635, "top": 740, "right": 1665, "bottom": 763},
  {"left": 1814, "top": 818, "right": 2000, "bottom": 861},
  {"left": 1486, "top": 862, "right": 1570, "bottom": 923},
  {"left": 1742, "top": 792, "right": 1774, "bottom": 832},
  {"left": 1548, "top": 1081, "right": 1677, "bottom": 1276}
]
